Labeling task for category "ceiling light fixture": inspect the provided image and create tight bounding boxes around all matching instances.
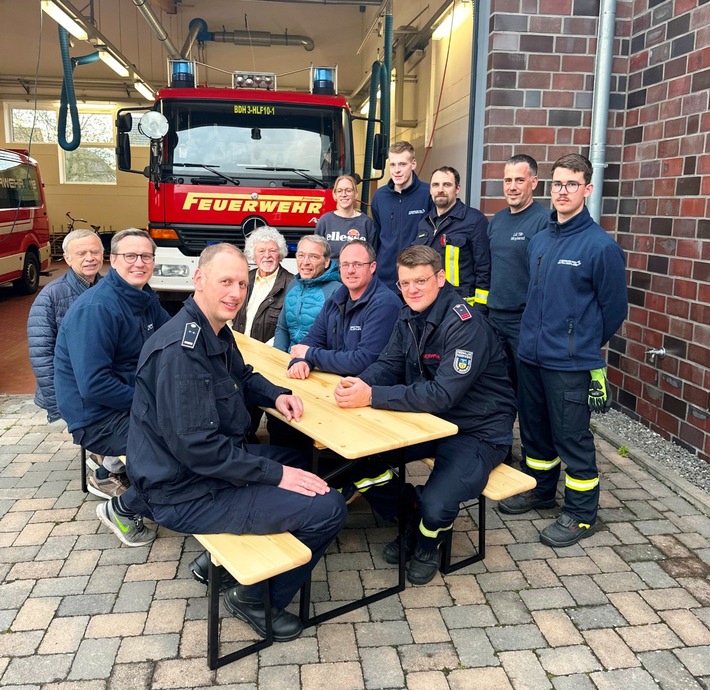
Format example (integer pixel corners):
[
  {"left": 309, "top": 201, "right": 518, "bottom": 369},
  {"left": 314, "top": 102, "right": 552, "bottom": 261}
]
[
  {"left": 134, "top": 81, "right": 155, "bottom": 101},
  {"left": 97, "top": 47, "right": 130, "bottom": 77},
  {"left": 41, "top": 0, "right": 88, "bottom": 41},
  {"left": 432, "top": 0, "right": 472, "bottom": 41}
]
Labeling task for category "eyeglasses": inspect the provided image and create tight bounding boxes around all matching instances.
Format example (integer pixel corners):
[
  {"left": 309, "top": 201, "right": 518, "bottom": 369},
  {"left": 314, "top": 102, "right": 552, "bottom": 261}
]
[
  {"left": 550, "top": 180, "right": 582, "bottom": 193},
  {"left": 113, "top": 252, "right": 155, "bottom": 264},
  {"left": 296, "top": 252, "right": 324, "bottom": 262},
  {"left": 335, "top": 188, "right": 355, "bottom": 195},
  {"left": 340, "top": 261, "right": 372, "bottom": 270},
  {"left": 396, "top": 273, "right": 436, "bottom": 291},
  {"left": 72, "top": 249, "right": 103, "bottom": 258}
]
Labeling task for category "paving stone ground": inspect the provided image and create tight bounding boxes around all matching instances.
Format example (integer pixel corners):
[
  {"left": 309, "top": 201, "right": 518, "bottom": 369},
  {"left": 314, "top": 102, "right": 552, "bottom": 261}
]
[{"left": 1, "top": 394, "right": 709, "bottom": 690}]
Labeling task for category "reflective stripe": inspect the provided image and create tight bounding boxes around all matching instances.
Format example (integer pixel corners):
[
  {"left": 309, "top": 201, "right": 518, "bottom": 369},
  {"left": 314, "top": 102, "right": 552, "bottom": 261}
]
[
  {"left": 419, "top": 519, "right": 453, "bottom": 539},
  {"left": 526, "top": 455, "right": 561, "bottom": 471},
  {"left": 444, "top": 245, "right": 460, "bottom": 286},
  {"left": 353, "top": 469, "right": 394, "bottom": 492},
  {"left": 474, "top": 288, "right": 489, "bottom": 305},
  {"left": 565, "top": 473, "right": 599, "bottom": 492},
  {"left": 464, "top": 296, "right": 476, "bottom": 306}
]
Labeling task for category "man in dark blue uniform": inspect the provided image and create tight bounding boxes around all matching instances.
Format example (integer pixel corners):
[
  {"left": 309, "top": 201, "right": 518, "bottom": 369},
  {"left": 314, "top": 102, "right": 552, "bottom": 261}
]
[
  {"left": 97, "top": 243, "right": 347, "bottom": 642},
  {"left": 498, "top": 153, "right": 627, "bottom": 548},
  {"left": 334, "top": 246, "right": 516, "bottom": 585}
]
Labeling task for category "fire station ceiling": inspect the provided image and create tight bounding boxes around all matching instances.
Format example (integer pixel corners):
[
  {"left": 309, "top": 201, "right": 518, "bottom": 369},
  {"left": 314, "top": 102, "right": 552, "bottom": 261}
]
[{"left": 0, "top": 0, "right": 445, "bottom": 103}]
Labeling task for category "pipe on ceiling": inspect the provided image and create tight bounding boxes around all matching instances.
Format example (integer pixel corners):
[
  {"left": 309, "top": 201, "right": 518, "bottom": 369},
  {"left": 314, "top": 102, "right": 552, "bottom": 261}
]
[
  {"left": 209, "top": 29, "right": 315, "bottom": 51},
  {"left": 131, "top": 0, "right": 182, "bottom": 59}
]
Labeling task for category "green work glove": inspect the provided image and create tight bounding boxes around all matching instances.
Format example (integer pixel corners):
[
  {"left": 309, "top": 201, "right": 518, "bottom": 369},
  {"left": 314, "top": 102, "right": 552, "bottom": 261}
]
[{"left": 588, "top": 367, "right": 612, "bottom": 412}]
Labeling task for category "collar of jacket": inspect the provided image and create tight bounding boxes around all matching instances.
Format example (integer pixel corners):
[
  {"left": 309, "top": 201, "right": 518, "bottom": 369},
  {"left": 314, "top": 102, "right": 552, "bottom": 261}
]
[
  {"left": 331, "top": 273, "right": 386, "bottom": 308},
  {"left": 386, "top": 171, "right": 423, "bottom": 196},
  {"left": 549, "top": 205, "right": 595, "bottom": 237},
  {"left": 403, "top": 281, "right": 459, "bottom": 327},
  {"left": 426, "top": 198, "right": 467, "bottom": 225},
  {"left": 183, "top": 295, "right": 233, "bottom": 356},
  {"left": 104, "top": 268, "right": 158, "bottom": 313}
]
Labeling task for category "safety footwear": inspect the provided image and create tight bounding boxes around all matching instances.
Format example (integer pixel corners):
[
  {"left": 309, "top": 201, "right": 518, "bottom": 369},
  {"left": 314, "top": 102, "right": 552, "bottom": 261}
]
[
  {"left": 382, "top": 514, "right": 419, "bottom": 565},
  {"left": 96, "top": 500, "right": 157, "bottom": 547},
  {"left": 540, "top": 513, "right": 597, "bottom": 548},
  {"left": 189, "top": 550, "right": 238, "bottom": 592},
  {"left": 497, "top": 490, "right": 557, "bottom": 515},
  {"left": 224, "top": 588, "right": 303, "bottom": 642},
  {"left": 339, "top": 483, "right": 362, "bottom": 505},
  {"left": 87, "top": 471, "right": 129, "bottom": 500},
  {"left": 406, "top": 546, "right": 441, "bottom": 585}
]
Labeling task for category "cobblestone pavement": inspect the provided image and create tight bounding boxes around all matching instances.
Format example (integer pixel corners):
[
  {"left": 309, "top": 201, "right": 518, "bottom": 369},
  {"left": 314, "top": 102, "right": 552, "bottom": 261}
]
[{"left": 1, "top": 394, "right": 709, "bottom": 690}]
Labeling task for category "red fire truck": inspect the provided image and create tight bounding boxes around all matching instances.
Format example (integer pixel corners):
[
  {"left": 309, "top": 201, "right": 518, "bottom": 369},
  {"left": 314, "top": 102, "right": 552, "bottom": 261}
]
[{"left": 116, "top": 66, "right": 384, "bottom": 299}]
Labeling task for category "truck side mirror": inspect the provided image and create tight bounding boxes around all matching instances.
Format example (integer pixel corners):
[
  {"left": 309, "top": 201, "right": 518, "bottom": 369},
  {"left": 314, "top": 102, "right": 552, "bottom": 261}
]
[
  {"left": 116, "top": 112, "right": 133, "bottom": 134},
  {"left": 116, "top": 132, "right": 131, "bottom": 171},
  {"left": 372, "top": 133, "right": 387, "bottom": 171}
]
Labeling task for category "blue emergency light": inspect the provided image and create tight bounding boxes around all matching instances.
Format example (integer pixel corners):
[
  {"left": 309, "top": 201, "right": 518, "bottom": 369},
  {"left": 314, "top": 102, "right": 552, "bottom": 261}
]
[
  {"left": 311, "top": 66, "right": 337, "bottom": 95},
  {"left": 168, "top": 59, "right": 196, "bottom": 87}
]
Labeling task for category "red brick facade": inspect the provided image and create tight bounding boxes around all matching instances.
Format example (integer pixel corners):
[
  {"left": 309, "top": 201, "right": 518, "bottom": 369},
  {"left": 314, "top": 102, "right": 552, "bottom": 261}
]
[{"left": 479, "top": 0, "right": 709, "bottom": 460}]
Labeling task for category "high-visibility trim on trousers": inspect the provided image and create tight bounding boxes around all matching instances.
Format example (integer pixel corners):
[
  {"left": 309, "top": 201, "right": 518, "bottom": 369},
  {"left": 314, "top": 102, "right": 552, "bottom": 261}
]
[
  {"left": 526, "top": 455, "right": 561, "bottom": 471},
  {"left": 444, "top": 245, "right": 460, "bottom": 286},
  {"left": 565, "top": 473, "right": 599, "bottom": 492},
  {"left": 353, "top": 468, "right": 394, "bottom": 493},
  {"left": 418, "top": 519, "right": 453, "bottom": 539}
]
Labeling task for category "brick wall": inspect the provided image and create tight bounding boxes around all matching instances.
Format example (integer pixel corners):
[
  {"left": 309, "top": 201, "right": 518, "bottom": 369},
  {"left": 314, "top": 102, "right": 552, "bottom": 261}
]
[{"left": 480, "top": 0, "right": 709, "bottom": 461}]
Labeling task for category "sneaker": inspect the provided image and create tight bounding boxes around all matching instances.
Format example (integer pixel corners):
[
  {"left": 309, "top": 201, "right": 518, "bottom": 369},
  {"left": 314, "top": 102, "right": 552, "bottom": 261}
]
[
  {"left": 540, "top": 513, "right": 597, "bottom": 548},
  {"left": 96, "top": 500, "right": 157, "bottom": 547},
  {"left": 497, "top": 490, "right": 557, "bottom": 515},
  {"left": 406, "top": 546, "right": 441, "bottom": 585},
  {"left": 87, "top": 471, "right": 129, "bottom": 499},
  {"left": 224, "top": 588, "right": 303, "bottom": 642},
  {"left": 189, "top": 550, "right": 238, "bottom": 592}
]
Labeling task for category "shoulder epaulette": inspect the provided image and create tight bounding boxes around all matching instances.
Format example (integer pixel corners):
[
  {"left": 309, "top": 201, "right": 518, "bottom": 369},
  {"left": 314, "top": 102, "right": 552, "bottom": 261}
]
[
  {"left": 181, "top": 322, "right": 201, "bottom": 349},
  {"left": 453, "top": 303, "right": 472, "bottom": 321}
]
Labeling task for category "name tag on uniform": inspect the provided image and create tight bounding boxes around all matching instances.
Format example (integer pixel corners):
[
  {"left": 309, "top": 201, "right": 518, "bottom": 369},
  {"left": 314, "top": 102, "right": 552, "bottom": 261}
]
[{"left": 182, "top": 322, "right": 201, "bottom": 349}]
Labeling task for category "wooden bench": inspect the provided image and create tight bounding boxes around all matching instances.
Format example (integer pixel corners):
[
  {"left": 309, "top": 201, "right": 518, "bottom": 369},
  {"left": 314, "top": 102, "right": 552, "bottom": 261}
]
[
  {"left": 419, "top": 460, "right": 536, "bottom": 574},
  {"left": 194, "top": 531, "right": 312, "bottom": 669}
]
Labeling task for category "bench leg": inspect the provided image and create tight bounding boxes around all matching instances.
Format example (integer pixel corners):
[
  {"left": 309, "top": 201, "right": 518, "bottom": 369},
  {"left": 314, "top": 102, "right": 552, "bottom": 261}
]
[
  {"left": 206, "top": 558, "right": 273, "bottom": 669},
  {"left": 439, "top": 496, "right": 487, "bottom": 575},
  {"left": 80, "top": 447, "right": 87, "bottom": 494}
]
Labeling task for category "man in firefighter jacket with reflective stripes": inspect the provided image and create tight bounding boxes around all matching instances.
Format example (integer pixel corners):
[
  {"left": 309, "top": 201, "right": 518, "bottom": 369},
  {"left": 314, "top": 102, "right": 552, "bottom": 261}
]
[
  {"left": 498, "top": 153, "right": 627, "bottom": 548},
  {"left": 412, "top": 166, "right": 491, "bottom": 312},
  {"left": 335, "top": 245, "right": 516, "bottom": 585}
]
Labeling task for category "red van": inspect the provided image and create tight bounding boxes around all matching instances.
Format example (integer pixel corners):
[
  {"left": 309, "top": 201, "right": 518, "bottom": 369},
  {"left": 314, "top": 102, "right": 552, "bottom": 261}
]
[{"left": 0, "top": 148, "right": 51, "bottom": 294}]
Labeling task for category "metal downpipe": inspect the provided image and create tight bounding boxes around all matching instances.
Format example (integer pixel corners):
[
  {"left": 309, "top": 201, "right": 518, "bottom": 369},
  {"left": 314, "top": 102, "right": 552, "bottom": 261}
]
[
  {"left": 587, "top": 0, "right": 617, "bottom": 222},
  {"left": 131, "top": 0, "right": 182, "bottom": 59}
]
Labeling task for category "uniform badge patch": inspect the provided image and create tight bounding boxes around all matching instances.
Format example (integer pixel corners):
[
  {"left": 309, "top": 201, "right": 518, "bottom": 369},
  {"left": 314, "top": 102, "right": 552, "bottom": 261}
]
[
  {"left": 453, "top": 349, "right": 473, "bottom": 375},
  {"left": 453, "top": 303, "right": 472, "bottom": 321},
  {"left": 181, "top": 322, "right": 201, "bottom": 349}
]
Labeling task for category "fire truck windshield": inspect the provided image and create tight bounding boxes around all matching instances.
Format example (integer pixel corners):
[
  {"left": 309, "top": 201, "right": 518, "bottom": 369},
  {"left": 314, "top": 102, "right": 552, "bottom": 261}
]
[{"left": 164, "top": 100, "right": 349, "bottom": 188}]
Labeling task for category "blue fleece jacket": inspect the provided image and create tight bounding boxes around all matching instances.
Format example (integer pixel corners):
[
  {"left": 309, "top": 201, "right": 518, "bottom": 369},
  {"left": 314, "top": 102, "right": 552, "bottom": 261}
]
[
  {"left": 371, "top": 172, "right": 434, "bottom": 290},
  {"left": 293, "top": 275, "right": 402, "bottom": 376},
  {"left": 273, "top": 262, "right": 342, "bottom": 351},
  {"left": 54, "top": 268, "right": 170, "bottom": 432},
  {"left": 518, "top": 206, "right": 627, "bottom": 371}
]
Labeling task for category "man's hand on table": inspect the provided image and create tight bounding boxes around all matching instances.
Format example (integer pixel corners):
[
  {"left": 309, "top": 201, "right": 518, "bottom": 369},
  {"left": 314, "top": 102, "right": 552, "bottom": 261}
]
[
  {"left": 289, "top": 344, "right": 309, "bottom": 360},
  {"left": 279, "top": 465, "right": 331, "bottom": 496},
  {"left": 287, "top": 361, "right": 311, "bottom": 379},
  {"left": 334, "top": 377, "right": 372, "bottom": 408},
  {"left": 274, "top": 394, "right": 304, "bottom": 422}
]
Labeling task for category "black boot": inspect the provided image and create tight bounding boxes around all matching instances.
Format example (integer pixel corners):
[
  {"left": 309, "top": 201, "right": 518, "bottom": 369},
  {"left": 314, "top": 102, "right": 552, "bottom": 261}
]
[
  {"left": 381, "top": 484, "right": 419, "bottom": 564},
  {"left": 406, "top": 545, "right": 442, "bottom": 585},
  {"left": 189, "top": 550, "right": 238, "bottom": 592}
]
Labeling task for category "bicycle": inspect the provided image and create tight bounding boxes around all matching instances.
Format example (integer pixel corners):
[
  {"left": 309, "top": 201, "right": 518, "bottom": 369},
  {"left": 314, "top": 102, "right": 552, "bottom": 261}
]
[{"left": 63, "top": 211, "right": 111, "bottom": 259}]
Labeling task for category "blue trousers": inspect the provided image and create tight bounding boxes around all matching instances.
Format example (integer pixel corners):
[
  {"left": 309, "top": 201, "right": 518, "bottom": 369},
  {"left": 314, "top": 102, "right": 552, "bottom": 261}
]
[
  {"left": 126, "top": 445, "right": 347, "bottom": 609},
  {"left": 518, "top": 362, "right": 599, "bottom": 524}
]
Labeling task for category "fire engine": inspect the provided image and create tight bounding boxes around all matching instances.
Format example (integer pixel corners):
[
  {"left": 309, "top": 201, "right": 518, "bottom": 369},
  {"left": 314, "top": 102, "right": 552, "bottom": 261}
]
[{"left": 116, "top": 63, "right": 384, "bottom": 299}]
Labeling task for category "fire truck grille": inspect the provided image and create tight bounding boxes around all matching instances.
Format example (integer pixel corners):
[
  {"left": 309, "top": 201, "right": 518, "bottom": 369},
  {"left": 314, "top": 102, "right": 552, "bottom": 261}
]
[{"left": 175, "top": 225, "right": 313, "bottom": 255}]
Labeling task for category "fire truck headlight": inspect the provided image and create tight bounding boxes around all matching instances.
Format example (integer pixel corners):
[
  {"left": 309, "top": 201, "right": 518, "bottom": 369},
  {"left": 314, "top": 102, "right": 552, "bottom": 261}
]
[{"left": 154, "top": 263, "right": 190, "bottom": 277}]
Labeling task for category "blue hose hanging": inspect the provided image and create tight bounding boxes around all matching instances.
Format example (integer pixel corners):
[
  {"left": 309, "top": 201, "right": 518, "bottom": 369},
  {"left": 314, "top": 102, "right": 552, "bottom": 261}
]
[{"left": 57, "top": 26, "right": 100, "bottom": 151}]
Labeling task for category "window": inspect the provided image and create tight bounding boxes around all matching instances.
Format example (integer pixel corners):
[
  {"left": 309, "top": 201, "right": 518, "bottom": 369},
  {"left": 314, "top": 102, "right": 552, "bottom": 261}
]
[{"left": 7, "top": 106, "right": 58, "bottom": 143}]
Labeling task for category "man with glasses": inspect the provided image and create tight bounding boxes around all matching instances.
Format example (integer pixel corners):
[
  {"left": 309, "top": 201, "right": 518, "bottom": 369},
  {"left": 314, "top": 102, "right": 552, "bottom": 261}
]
[
  {"left": 54, "top": 228, "right": 169, "bottom": 513},
  {"left": 413, "top": 166, "right": 491, "bottom": 312},
  {"left": 498, "top": 153, "right": 627, "bottom": 549},
  {"left": 286, "top": 240, "right": 400, "bottom": 380},
  {"left": 335, "top": 245, "right": 516, "bottom": 585}
]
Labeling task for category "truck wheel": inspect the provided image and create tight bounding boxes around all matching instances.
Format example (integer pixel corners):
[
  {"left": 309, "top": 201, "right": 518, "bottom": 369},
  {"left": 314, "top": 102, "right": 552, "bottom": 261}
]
[{"left": 14, "top": 252, "right": 40, "bottom": 295}]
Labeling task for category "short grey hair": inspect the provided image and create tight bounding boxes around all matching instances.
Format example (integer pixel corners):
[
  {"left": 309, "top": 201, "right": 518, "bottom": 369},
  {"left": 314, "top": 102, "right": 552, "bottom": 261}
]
[
  {"left": 111, "top": 228, "right": 156, "bottom": 255},
  {"left": 63, "top": 229, "right": 102, "bottom": 255},
  {"left": 244, "top": 226, "right": 288, "bottom": 262},
  {"left": 297, "top": 234, "right": 331, "bottom": 260}
]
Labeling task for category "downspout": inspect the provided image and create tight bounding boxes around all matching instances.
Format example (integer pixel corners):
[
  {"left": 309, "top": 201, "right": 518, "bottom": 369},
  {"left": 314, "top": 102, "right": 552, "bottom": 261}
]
[
  {"left": 131, "top": 0, "right": 183, "bottom": 60},
  {"left": 587, "top": 0, "right": 617, "bottom": 222}
]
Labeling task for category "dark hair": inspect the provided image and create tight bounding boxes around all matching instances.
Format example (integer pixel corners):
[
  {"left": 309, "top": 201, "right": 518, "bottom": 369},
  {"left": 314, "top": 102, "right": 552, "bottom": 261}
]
[
  {"left": 340, "top": 238, "right": 376, "bottom": 263},
  {"left": 432, "top": 166, "right": 460, "bottom": 187},
  {"left": 397, "top": 245, "right": 442, "bottom": 273},
  {"left": 551, "top": 153, "right": 593, "bottom": 184},
  {"left": 506, "top": 154, "right": 538, "bottom": 177}
]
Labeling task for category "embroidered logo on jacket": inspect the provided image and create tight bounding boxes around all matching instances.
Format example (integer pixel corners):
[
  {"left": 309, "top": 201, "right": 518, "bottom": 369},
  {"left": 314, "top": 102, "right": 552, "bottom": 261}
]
[
  {"left": 558, "top": 259, "right": 582, "bottom": 266},
  {"left": 453, "top": 349, "right": 473, "bottom": 375}
]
